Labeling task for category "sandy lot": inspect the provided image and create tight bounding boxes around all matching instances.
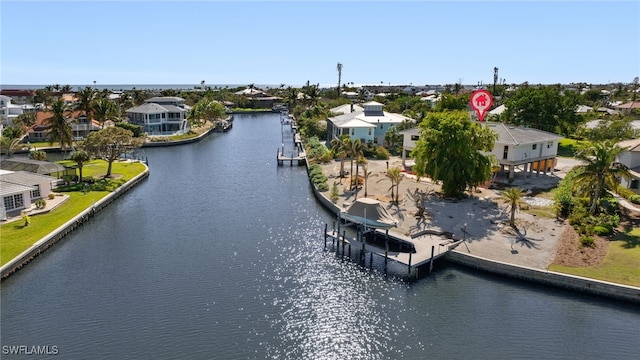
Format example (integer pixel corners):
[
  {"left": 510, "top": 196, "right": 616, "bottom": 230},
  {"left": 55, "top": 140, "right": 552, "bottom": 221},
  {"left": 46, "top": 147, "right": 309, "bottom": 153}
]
[{"left": 320, "top": 156, "right": 577, "bottom": 269}]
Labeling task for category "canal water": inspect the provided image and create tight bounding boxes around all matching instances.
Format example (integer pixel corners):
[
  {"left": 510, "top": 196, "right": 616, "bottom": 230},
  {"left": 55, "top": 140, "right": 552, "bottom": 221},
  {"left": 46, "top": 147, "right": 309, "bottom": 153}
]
[{"left": 1, "top": 113, "right": 639, "bottom": 359}]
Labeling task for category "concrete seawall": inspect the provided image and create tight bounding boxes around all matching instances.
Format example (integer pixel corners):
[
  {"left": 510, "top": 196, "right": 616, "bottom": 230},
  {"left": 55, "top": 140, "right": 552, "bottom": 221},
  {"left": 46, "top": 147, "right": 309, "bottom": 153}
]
[
  {"left": 0, "top": 164, "right": 150, "bottom": 281},
  {"left": 304, "top": 160, "right": 640, "bottom": 304},
  {"left": 445, "top": 250, "right": 640, "bottom": 304}
]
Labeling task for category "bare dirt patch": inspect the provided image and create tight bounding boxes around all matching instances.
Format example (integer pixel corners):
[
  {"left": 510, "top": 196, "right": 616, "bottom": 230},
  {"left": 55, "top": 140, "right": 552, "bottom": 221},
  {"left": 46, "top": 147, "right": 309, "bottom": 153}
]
[{"left": 551, "top": 224, "right": 609, "bottom": 267}]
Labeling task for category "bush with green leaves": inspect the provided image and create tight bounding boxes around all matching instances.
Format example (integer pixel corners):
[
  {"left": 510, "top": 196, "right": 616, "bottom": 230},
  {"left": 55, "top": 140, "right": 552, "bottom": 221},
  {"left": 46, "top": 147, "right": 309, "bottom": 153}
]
[
  {"left": 305, "top": 137, "right": 331, "bottom": 164},
  {"left": 374, "top": 146, "right": 391, "bottom": 160},
  {"left": 630, "top": 195, "right": 640, "bottom": 204},
  {"left": 35, "top": 199, "right": 46, "bottom": 209},
  {"left": 580, "top": 236, "right": 595, "bottom": 248},
  {"left": 308, "top": 164, "right": 329, "bottom": 192}
]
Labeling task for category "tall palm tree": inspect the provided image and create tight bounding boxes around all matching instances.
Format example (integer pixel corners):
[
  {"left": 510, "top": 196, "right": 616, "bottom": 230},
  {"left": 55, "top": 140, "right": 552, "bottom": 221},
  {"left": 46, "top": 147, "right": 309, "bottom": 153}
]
[
  {"left": 75, "top": 86, "right": 97, "bottom": 122},
  {"left": 362, "top": 162, "right": 373, "bottom": 198},
  {"left": 379, "top": 166, "right": 403, "bottom": 204},
  {"left": 336, "top": 62, "right": 343, "bottom": 98},
  {"left": 91, "top": 98, "right": 118, "bottom": 128},
  {"left": 47, "top": 98, "right": 74, "bottom": 152},
  {"left": 0, "top": 137, "right": 23, "bottom": 158},
  {"left": 573, "top": 140, "right": 631, "bottom": 214},
  {"left": 350, "top": 139, "right": 363, "bottom": 191},
  {"left": 502, "top": 187, "right": 525, "bottom": 227},
  {"left": 330, "top": 135, "right": 350, "bottom": 180}
]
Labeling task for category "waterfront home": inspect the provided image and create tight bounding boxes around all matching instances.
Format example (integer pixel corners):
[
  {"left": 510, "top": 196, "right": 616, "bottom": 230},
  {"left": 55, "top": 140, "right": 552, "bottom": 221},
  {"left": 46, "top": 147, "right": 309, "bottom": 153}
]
[
  {"left": 0, "top": 95, "right": 36, "bottom": 126},
  {"left": 126, "top": 97, "right": 190, "bottom": 136},
  {"left": 0, "top": 170, "right": 58, "bottom": 219},
  {"left": 615, "top": 138, "right": 640, "bottom": 190},
  {"left": 234, "top": 87, "right": 281, "bottom": 108},
  {"left": 399, "top": 122, "right": 563, "bottom": 180},
  {"left": 326, "top": 101, "right": 413, "bottom": 146},
  {"left": 0, "top": 89, "right": 36, "bottom": 105},
  {"left": 25, "top": 111, "right": 102, "bottom": 142}
]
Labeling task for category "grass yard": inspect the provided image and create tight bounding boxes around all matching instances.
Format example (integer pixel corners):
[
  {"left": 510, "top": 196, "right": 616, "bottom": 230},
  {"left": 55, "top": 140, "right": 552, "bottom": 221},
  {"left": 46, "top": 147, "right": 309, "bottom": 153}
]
[
  {"left": 557, "top": 138, "right": 582, "bottom": 158},
  {"left": 0, "top": 160, "right": 146, "bottom": 266},
  {"left": 549, "top": 228, "right": 640, "bottom": 287}
]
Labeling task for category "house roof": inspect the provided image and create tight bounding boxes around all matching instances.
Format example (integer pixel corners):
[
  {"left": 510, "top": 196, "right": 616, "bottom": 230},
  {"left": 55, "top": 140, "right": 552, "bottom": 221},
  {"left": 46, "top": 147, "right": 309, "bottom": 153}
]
[
  {"left": 330, "top": 103, "right": 364, "bottom": 115},
  {"left": 145, "top": 96, "right": 184, "bottom": 103},
  {"left": 616, "top": 101, "right": 640, "bottom": 110},
  {"left": 363, "top": 101, "right": 384, "bottom": 106},
  {"left": 0, "top": 158, "right": 66, "bottom": 175},
  {"left": 616, "top": 138, "right": 640, "bottom": 152},
  {"left": 328, "top": 110, "right": 411, "bottom": 127},
  {"left": 489, "top": 104, "right": 506, "bottom": 115},
  {"left": 338, "top": 118, "right": 376, "bottom": 129},
  {"left": 486, "top": 122, "right": 563, "bottom": 145},
  {"left": 0, "top": 171, "right": 57, "bottom": 186},
  {"left": 399, "top": 127, "right": 420, "bottom": 136},
  {"left": 0, "top": 180, "right": 35, "bottom": 197}
]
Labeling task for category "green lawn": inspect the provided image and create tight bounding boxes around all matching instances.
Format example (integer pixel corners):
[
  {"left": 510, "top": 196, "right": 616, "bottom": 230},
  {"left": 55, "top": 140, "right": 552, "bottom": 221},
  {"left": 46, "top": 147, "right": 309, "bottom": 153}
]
[
  {"left": 0, "top": 160, "right": 146, "bottom": 266},
  {"left": 557, "top": 138, "right": 582, "bottom": 158},
  {"left": 549, "top": 229, "right": 640, "bottom": 287}
]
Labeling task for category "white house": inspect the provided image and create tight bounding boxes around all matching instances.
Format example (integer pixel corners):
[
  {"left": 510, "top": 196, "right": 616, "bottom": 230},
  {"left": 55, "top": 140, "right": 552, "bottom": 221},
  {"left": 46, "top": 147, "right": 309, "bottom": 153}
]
[
  {"left": 326, "top": 101, "right": 413, "bottom": 146},
  {"left": 0, "top": 170, "right": 58, "bottom": 219},
  {"left": 0, "top": 95, "right": 36, "bottom": 126},
  {"left": 399, "top": 122, "right": 563, "bottom": 180},
  {"left": 126, "top": 97, "right": 190, "bottom": 136},
  {"left": 615, "top": 138, "right": 640, "bottom": 190}
]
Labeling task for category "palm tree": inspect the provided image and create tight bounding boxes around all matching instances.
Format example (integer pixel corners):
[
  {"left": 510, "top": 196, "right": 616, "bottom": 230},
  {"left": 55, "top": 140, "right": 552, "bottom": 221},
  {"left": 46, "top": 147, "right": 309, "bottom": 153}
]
[
  {"left": 330, "top": 135, "right": 350, "bottom": 180},
  {"left": 362, "top": 162, "right": 373, "bottom": 198},
  {"left": 502, "top": 187, "right": 525, "bottom": 227},
  {"left": 75, "top": 86, "right": 97, "bottom": 122},
  {"left": 336, "top": 62, "right": 343, "bottom": 98},
  {"left": 0, "top": 137, "right": 23, "bottom": 158},
  {"left": 91, "top": 98, "right": 118, "bottom": 128},
  {"left": 573, "top": 140, "right": 631, "bottom": 214},
  {"left": 350, "top": 139, "right": 363, "bottom": 191},
  {"left": 47, "top": 98, "right": 74, "bottom": 152},
  {"left": 70, "top": 149, "right": 91, "bottom": 183},
  {"left": 379, "top": 166, "right": 403, "bottom": 204}
]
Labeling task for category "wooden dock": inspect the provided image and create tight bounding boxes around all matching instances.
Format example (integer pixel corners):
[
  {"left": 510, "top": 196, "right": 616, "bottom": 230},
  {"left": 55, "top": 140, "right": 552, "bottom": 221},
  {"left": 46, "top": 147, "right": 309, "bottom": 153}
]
[
  {"left": 277, "top": 149, "right": 307, "bottom": 166},
  {"left": 323, "top": 224, "right": 463, "bottom": 278},
  {"left": 277, "top": 112, "right": 306, "bottom": 166}
]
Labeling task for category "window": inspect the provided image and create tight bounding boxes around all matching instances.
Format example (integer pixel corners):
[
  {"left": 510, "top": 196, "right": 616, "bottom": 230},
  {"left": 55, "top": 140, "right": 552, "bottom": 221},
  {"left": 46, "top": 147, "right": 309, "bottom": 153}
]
[
  {"left": 31, "top": 185, "right": 40, "bottom": 199},
  {"left": 411, "top": 135, "right": 419, "bottom": 141},
  {"left": 547, "top": 141, "right": 553, "bottom": 148},
  {"left": 532, "top": 144, "right": 537, "bottom": 150},
  {"left": 3, "top": 194, "right": 24, "bottom": 211},
  {"left": 351, "top": 129, "right": 354, "bottom": 136},
  {"left": 380, "top": 124, "right": 383, "bottom": 129},
  {"left": 368, "top": 129, "right": 372, "bottom": 135},
  {"left": 503, "top": 145, "right": 509, "bottom": 159}
]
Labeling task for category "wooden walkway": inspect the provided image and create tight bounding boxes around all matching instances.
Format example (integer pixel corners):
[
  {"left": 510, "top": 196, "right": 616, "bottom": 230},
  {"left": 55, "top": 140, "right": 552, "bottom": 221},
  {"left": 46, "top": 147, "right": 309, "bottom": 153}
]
[
  {"left": 324, "top": 225, "right": 463, "bottom": 278},
  {"left": 277, "top": 113, "right": 306, "bottom": 166}
]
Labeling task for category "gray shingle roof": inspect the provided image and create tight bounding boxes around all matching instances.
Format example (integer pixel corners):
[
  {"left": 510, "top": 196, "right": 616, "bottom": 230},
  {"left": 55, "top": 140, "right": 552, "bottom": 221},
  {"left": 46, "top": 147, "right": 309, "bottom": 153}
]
[
  {"left": 0, "top": 180, "right": 35, "bottom": 197},
  {"left": 487, "top": 122, "right": 563, "bottom": 145}
]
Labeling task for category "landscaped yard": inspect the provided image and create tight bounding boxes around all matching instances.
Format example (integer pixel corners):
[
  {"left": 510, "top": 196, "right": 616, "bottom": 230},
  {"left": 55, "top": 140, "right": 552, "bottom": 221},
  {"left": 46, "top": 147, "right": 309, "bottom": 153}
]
[
  {"left": 0, "top": 160, "right": 146, "bottom": 266},
  {"left": 550, "top": 228, "right": 640, "bottom": 287}
]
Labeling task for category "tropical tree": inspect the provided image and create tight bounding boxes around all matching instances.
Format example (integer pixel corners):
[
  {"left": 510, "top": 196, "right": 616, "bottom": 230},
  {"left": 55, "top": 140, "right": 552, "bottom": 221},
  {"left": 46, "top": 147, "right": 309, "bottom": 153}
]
[
  {"left": 82, "top": 126, "right": 144, "bottom": 177},
  {"left": 412, "top": 110, "right": 497, "bottom": 199},
  {"left": 330, "top": 134, "right": 350, "bottom": 180},
  {"left": 74, "top": 86, "right": 98, "bottom": 122},
  {"left": 47, "top": 98, "right": 74, "bottom": 152},
  {"left": 378, "top": 166, "right": 403, "bottom": 204},
  {"left": 350, "top": 138, "right": 363, "bottom": 191},
  {"left": 69, "top": 149, "right": 91, "bottom": 183},
  {"left": 362, "top": 162, "right": 373, "bottom": 198},
  {"left": 14, "top": 111, "right": 37, "bottom": 129},
  {"left": 91, "top": 98, "right": 118, "bottom": 128},
  {"left": 0, "top": 136, "right": 23, "bottom": 158},
  {"left": 502, "top": 187, "right": 525, "bottom": 227},
  {"left": 572, "top": 140, "right": 631, "bottom": 215}
]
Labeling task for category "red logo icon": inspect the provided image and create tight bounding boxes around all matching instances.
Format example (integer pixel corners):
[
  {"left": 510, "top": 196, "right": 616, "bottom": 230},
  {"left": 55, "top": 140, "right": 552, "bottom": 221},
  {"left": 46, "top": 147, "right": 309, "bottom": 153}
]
[{"left": 470, "top": 90, "right": 493, "bottom": 122}]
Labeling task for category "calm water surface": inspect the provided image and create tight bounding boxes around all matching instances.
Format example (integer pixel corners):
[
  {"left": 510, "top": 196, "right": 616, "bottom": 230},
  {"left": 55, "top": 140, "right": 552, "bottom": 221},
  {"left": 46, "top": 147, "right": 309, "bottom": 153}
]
[{"left": 2, "top": 113, "right": 639, "bottom": 359}]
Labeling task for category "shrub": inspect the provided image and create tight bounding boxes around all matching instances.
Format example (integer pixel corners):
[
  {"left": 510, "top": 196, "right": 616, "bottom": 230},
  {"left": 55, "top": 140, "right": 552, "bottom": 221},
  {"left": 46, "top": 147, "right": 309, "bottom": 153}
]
[
  {"left": 580, "top": 236, "right": 595, "bottom": 248},
  {"left": 616, "top": 186, "right": 636, "bottom": 200},
  {"left": 330, "top": 182, "right": 340, "bottom": 203},
  {"left": 48, "top": 193, "right": 56, "bottom": 200},
  {"left": 374, "top": 146, "right": 390, "bottom": 160},
  {"left": 630, "top": 195, "right": 640, "bottom": 204},
  {"left": 592, "top": 225, "right": 611, "bottom": 236},
  {"left": 35, "top": 199, "right": 46, "bottom": 209}
]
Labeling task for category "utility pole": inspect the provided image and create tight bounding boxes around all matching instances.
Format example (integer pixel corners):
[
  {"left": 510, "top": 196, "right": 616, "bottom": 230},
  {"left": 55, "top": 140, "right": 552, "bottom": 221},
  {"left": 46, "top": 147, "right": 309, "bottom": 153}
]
[{"left": 493, "top": 67, "right": 499, "bottom": 95}]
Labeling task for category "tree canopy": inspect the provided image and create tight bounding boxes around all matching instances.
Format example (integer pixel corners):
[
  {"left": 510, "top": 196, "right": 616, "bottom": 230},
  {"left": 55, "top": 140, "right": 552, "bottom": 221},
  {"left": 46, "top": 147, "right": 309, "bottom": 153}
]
[
  {"left": 81, "top": 126, "right": 144, "bottom": 177},
  {"left": 412, "top": 111, "right": 497, "bottom": 199}
]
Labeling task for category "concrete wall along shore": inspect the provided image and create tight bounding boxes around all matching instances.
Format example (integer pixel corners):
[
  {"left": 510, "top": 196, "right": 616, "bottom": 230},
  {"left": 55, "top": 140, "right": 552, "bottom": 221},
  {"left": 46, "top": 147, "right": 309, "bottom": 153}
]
[
  {"left": 0, "top": 164, "right": 150, "bottom": 281},
  {"left": 305, "top": 159, "right": 640, "bottom": 304}
]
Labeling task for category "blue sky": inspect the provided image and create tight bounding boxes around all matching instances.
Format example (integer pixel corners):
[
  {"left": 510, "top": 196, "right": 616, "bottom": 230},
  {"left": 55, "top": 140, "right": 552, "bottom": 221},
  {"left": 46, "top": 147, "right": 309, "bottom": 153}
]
[{"left": 1, "top": 1, "right": 639, "bottom": 87}]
